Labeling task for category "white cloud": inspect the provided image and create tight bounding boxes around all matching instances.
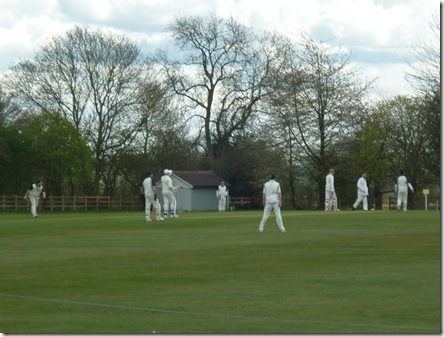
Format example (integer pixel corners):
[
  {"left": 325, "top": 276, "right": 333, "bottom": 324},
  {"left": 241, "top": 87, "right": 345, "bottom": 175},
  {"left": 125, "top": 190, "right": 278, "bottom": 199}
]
[
  {"left": 361, "top": 62, "right": 415, "bottom": 98},
  {"left": 0, "top": 0, "right": 70, "bottom": 68},
  {"left": 0, "top": 0, "right": 439, "bottom": 97},
  {"left": 60, "top": 0, "right": 114, "bottom": 22}
]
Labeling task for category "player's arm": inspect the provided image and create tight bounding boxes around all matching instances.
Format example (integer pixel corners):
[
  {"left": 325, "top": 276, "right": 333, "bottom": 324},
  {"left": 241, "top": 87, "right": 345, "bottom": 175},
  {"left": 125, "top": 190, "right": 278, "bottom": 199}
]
[
  {"left": 358, "top": 179, "right": 366, "bottom": 193},
  {"left": 24, "top": 185, "right": 32, "bottom": 200}
]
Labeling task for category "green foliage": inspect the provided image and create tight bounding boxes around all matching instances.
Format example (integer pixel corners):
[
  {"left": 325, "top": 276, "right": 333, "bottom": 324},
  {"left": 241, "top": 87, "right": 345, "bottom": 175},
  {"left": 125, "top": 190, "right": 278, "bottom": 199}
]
[
  {"left": 353, "top": 111, "right": 393, "bottom": 184},
  {"left": 352, "top": 95, "right": 438, "bottom": 208},
  {"left": 421, "top": 90, "right": 440, "bottom": 179},
  {"left": 0, "top": 122, "right": 34, "bottom": 193},
  {"left": 0, "top": 210, "right": 440, "bottom": 333},
  {"left": 19, "top": 111, "right": 95, "bottom": 195}
]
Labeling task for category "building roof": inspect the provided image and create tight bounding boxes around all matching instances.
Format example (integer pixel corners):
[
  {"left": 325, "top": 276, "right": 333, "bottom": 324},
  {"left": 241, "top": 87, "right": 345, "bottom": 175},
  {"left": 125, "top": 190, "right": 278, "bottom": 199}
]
[{"left": 173, "top": 170, "right": 231, "bottom": 187}]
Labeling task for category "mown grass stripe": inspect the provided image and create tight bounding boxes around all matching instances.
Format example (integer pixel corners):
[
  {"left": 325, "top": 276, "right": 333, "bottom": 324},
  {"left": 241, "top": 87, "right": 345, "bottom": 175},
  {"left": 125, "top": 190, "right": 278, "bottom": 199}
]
[{"left": 0, "top": 293, "right": 439, "bottom": 332}]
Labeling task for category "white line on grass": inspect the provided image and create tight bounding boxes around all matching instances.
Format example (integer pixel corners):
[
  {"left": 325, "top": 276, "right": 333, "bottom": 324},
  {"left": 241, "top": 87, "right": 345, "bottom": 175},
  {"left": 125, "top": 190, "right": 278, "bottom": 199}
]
[{"left": 0, "top": 293, "right": 439, "bottom": 332}]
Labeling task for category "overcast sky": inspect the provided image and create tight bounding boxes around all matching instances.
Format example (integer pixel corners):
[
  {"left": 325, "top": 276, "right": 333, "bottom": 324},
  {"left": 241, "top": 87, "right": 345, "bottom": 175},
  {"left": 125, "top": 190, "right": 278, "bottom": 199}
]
[{"left": 0, "top": 0, "right": 439, "bottom": 97}]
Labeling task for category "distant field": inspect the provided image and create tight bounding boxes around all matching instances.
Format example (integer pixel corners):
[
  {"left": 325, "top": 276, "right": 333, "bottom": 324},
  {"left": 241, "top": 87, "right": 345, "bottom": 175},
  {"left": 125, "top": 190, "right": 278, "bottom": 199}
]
[{"left": 0, "top": 209, "right": 440, "bottom": 334}]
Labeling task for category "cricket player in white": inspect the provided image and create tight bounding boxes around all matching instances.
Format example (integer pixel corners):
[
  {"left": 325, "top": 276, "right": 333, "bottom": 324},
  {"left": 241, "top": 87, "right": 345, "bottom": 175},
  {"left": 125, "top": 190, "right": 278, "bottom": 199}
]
[
  {"left": 352, "top": 172, "right": 369, "bottom": 211},
  {"left": 216, "top": 181, "right": 227, "bottom": 212},
  {"left": 161, "top": 169, "right": 178, "bottom": 218},
  {"left": 258, "top": 173, "right": 286, "bottom": 233},
  {"left": 24, "top": 179, "right": 46, "bottom": 218},
  {"left": 142, "top": 172, "right": 164, "bottom": 222},
  {"left": 395, "top": 170, "right": 414, "bottom": 211},
  {"left": 325, "top": 169, "right": 335, "bottom": 211}
]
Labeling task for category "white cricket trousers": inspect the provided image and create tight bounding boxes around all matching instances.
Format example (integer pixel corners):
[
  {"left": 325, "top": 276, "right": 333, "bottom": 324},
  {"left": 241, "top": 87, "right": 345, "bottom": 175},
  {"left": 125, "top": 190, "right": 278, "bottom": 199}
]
[
  {"left": 162, "top": 191, "right": 176, "bottom": 214},
  {"left": 397, "top": 191, "right": 408, "bottom": 211},
  {"left": 259, "top": 202, "right": 285, "bottom": 231},
  {"left": 145, "top": 194, "right": 162, "bottom": 220},
  {"left": 29, "top": 196, "right": 39, "bottom": 217},
  {"left": 325, "top": 190, "right": 335, "bottom": 211},
  {"left": 218, "top": 196, "right": 226, "bottom": 211},
  {"left": 353, "top": 195, "right": 368, "bottom": 210}
]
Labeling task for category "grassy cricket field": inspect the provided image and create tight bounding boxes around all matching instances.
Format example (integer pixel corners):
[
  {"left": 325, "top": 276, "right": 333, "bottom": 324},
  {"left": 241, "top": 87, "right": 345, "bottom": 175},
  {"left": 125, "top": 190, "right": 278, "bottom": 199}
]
[{"left": 0, "top": 209, "right": 440, "bottom": 334}]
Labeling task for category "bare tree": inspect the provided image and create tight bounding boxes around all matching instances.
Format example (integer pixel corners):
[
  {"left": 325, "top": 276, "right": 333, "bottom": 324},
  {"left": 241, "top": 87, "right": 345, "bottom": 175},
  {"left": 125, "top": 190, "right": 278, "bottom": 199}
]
[
  {"left": 4, "top": 25, "right": 146, "bottom": 194},
  {"left": 405, "top": 11, "right": 440, "bottom": 179},
  {"left": 152, "top": 14, "right": 282, "bottom": 168},
  {"left": 406, "top": 11, "right": 440, "bottom": 97},
  {"left": 268, "top": 33, "right": 373, "bottom": 208},
  {"left": 114, "top": 71, "right": 195, "bottom": 194}
]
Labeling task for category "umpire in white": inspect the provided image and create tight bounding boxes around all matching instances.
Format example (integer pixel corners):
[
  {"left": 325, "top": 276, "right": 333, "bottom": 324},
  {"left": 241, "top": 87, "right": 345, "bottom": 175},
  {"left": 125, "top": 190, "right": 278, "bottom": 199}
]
[
  {"left": 395, "top": 170, "right": 414, "bottom": 211},
  {"left": 258, "top": 173, "right": 286, "bottom": 233}
]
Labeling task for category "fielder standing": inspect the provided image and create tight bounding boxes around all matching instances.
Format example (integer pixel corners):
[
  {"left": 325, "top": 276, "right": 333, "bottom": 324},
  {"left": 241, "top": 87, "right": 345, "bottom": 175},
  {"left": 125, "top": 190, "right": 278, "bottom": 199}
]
[
  {"left": 395, "top": 170, "right": 414, "bottom": 211},
  {"left": 161, "top": 169, "right": 178, "bottom": 218},
  {"left": 258, "top": 173, "right": 286, "bottom": 233},
  {"left": 216, "top": 181, "right": 228, "bottom": 212},
  {"left": 24, "top": 179, "right": 46, "bottom": 218}
]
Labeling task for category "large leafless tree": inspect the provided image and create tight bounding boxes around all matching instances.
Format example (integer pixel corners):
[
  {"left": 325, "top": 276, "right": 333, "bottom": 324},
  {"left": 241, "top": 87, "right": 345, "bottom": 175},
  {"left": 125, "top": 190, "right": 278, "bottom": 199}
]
[
  {"left": 405, "top": 11, "right": 440, "bottom": 179},
  {"left": 152, "top": 15, "right": 284, "bottom": 168},
  {"left": 267, "top": 34, "right": 373, "bottom": 208},
  {"left": 4, "top": 25, "right": 148, "bottom": 194}
]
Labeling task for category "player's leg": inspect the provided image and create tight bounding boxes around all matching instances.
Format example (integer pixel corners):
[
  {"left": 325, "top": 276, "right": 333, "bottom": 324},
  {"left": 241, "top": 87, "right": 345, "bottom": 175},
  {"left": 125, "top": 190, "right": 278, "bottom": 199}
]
[
  {"left": 154, "top": 200, "right": 164, "bottom": 220},
  {"left": 324, "top": 190, "right": 330, "bottom": 211},
  {"left": 363, "top": 196, "right": 368, "bottom": 210},
  {"left": 144, "top": 196, "right": 152, "bottom": 221},
  {"left": 353, "top": 195, "right": 362, "bottom": 210},
  {"left": 402, "top": 192, "right": 408, "bottom": 211},
  {"left": 273, "top": 203, "right": 286, "bottom": 232},
  {"left": 333, "top": 192, "right": 339, "bottom": 211},
  {"left": 171, "top": 196, "right": 178, "bottom": 218},
  {"left": 163, "top": 193, "right": 169, "bottom": 218},
  {"left": 258, "top": 203, "right": 272, "bottom": 232},
  {"left": 30, "top": 196, "right": 37, "bottom": 217}
]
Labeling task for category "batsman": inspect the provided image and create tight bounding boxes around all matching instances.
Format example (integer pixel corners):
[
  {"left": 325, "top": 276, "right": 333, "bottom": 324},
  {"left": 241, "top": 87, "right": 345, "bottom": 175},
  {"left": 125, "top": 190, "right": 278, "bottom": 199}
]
[{"left": 142, "top": 171, "right": 164, "bottom": 222}]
